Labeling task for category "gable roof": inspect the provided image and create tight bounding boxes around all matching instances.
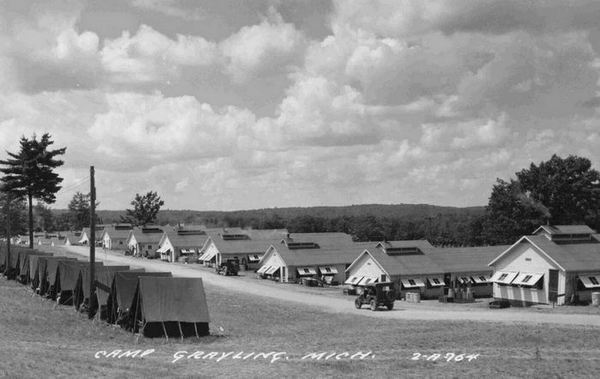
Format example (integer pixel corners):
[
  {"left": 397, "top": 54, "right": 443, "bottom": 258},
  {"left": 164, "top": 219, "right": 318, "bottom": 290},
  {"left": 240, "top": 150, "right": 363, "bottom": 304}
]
[
  {"left": 533, "top": 224, "right": 596, "bottom": 235},
  {"left": 162, "top": 230, "right": 210, "bottom": 250},
  {"left": 129, "top": 226, "right": 166, "bottom": 244},
  {"left": 428, "top": 245, "right": 509, "bottom": 273},
  {"left": 489, "top": 235, "right": 600, "bottom": 272},
  {"left": 211, "top": 238, "right": 278, "bottom": 255},
  {"left": 365, "top": 241, "right": 443, "bottom": 276},
  {"left": 268, "top": 241, "right": 373, "bottom": 267},
  {"left": 102, "top": 225, "right": 133, "bottom": 240}
]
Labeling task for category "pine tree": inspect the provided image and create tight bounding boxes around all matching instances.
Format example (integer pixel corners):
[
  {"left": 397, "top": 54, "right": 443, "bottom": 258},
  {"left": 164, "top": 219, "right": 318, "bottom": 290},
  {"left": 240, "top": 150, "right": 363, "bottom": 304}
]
[{"left": 0, "top": 133, "right": 66, "bottom": 248}]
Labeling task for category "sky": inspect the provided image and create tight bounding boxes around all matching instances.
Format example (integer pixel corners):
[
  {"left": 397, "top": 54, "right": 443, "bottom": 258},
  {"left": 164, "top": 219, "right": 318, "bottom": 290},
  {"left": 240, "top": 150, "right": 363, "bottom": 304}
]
[{"left": 0, "top": 0, "right": 599, "bottom": 211}]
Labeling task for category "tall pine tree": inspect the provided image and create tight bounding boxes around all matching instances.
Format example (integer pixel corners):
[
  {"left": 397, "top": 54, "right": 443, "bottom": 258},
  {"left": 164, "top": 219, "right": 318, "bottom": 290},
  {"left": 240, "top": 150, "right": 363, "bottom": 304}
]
[{"left": 0, "top": 133, "right": 66, "bottom": 248}]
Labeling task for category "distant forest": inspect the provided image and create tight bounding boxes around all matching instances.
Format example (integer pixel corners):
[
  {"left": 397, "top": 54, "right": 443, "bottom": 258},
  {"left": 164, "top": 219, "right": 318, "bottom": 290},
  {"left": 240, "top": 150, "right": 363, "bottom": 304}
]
[{"left": 75, "top": 204, "right": 488, "bottom": 247}]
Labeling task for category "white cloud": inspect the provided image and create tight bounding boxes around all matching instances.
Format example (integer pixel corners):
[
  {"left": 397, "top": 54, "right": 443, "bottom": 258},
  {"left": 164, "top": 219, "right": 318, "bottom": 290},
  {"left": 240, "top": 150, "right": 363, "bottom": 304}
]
[
  {"left": 220, "top": 9, "right": 306, "bottom": 82},
  {"left": 101, "top": 25, "right": 219, "bottom": 83}
]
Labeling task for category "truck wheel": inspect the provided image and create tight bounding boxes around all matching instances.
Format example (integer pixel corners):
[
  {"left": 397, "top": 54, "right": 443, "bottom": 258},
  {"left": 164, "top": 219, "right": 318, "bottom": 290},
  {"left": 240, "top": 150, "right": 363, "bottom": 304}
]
[
  {"left": 386, "top": 302, "right": 394, "bottom": 310},
  {"left": 370, "top": 299, "right": 377, "bottom": 311},
  {"left": 355, "top": 298, "right": 362, "bottom": 309}
]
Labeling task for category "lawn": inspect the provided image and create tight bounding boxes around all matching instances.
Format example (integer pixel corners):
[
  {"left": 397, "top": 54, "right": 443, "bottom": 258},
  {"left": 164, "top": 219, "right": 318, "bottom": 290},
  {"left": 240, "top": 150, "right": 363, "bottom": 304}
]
[{"left": 2, "top": 274, "right": 600, "bottom": 378}]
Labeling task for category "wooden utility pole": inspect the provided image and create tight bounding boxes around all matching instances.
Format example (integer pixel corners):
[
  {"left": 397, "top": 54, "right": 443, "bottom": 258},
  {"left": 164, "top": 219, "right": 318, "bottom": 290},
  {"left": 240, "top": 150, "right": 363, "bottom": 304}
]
[{"left": 89, "top": 166, "right": 96, "bottom": 319}]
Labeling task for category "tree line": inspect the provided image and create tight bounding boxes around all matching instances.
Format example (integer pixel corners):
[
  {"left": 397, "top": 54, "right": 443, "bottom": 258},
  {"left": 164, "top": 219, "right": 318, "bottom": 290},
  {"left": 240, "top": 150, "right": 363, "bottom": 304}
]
[{"left": 1, "top": 133, "right": 599, "bottom": 248}]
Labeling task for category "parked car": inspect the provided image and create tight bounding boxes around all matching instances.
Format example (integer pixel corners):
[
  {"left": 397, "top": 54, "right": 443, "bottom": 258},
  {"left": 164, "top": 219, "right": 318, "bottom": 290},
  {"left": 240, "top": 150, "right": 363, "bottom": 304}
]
[{"left": 354, "top": 282, "right": 396, "bottom": 311}]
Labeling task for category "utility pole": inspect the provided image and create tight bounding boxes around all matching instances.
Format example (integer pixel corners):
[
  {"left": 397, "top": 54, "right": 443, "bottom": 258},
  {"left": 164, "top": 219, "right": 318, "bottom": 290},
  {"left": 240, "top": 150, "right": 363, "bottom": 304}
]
[{"left": 89, "top": 166, "right": 96, "bottom": 319}]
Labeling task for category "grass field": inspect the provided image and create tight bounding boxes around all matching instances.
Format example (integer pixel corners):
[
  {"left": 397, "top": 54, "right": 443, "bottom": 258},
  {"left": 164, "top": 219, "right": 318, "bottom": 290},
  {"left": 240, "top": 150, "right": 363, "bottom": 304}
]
[{"left": 2, "top": 275, "right": 600, "bottom": 378}]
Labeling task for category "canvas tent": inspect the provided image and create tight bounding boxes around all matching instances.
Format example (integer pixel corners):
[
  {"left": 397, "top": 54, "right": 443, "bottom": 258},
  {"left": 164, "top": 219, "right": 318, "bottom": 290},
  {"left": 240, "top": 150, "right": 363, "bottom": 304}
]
[
  {"left": 93, "top": 265, "right": 143, "bottom": 320},
  {"left": 56, "top": 260, "right": 90, "bottom": 305},
  {"left": 73, "top": 262, "right": 106, "bottom": 310},
  {"left": 17, "top": 249, "right": 51, "bottom": 284},
  {"left": 108, "top": 271, "right": 172, "bottom": 325},
  {"left": 45, "top": 256, "right": 80, "bottom": 300},
  {"left": 127, "top": 277, "right": 210, "bottom": 338},
  {"left": 37, "top": 256, "right": 77, "bottom": 296}
]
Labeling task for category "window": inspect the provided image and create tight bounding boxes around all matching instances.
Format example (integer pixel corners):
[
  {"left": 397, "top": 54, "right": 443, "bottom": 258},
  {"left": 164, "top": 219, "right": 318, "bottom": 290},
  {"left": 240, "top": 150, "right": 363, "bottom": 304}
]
[
  {"left": 408, "top": 279, "right": 416, "bottom": 286},
  {"left": 522, "top": 275, "right": 532, "bottom": 283},
  {"left": 324, "top": 267, "right": 331, "bottom": 273},
  {"left": 590, "top": 277, "right": 599, "bottom": 285},
  {"left": 431, "top": 278, "right": 440, "bottom": 285},
  {"left": 148, "top": 245, "right": 152, "bottom": 249},
  {"left": 351, "top": 277, "right": 360, "bottom": 283},
  {"left": 479, "top": 276, "right": 486, "bottom": 282},
  {"left": 498, "top": 273, "right": 508, "bottom": 281},
  {"left": 303, "top": 268, "right": 310, "bottom": 274}
]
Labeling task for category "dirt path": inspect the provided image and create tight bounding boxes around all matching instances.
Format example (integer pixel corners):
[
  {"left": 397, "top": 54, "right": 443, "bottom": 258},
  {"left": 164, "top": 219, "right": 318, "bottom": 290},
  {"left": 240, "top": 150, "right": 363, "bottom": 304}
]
[{"left": 60, "top": 246, "right": 600, "bottom": 327}]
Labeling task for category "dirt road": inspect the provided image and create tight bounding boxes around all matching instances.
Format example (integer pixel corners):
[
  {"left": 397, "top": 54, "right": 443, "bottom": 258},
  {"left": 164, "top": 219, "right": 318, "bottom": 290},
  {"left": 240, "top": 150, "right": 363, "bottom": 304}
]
[{"left": 60, "top": 246, "right": 600, "bottom": 327}]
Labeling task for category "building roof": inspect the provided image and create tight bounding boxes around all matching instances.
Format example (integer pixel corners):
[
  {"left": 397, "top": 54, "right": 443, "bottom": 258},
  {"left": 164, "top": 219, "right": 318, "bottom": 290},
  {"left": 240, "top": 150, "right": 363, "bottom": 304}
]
[
  {"left": 130, "top": 226, "right": 166, "bottom": 244},
  {"left": 428, "top": 245, "right": 509, "bottom": 273},
  {"left": 163, "top": 230, "right": 210, "bottom": 250},
  {"left": 533, "top": 224, "right": 596, "bottom": 235},
  {"left": 365, "top": 241, "right": 443, "bottom": 276},
  {"left": 213, "top": 239, "right": 279, "bottom": 255},
  {"left": 282, "top": 232, "right": 354, "bottom": 249},
  {"left": 270, "top": 241, "right": 374, "bottom": 267},
  {"left": 490, "top": 235, "right": 600, "bottom": 272},
  {"left": 102, "top": 225, "right": 133, "bottom": 240}
]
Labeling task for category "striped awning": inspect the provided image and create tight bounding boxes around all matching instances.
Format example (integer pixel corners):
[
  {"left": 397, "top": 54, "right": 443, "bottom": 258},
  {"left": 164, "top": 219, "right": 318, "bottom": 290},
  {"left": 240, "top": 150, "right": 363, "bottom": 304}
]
[
  {"left": 490, "top": 271, "right": 518, "bottom": 284},
  {"left": 471, "top": 275, "right": 490, "bottom": 284},
  {"left": 512, "top": 272, "right": 543, "bottom": 286},
  {"left": 257, "top": 265, "right": 270, "bottom": 274},
  {"left": 319, "top": 266, "right": 339, "bottom": 275},
  {"left": 401, "top": 278, "right": 425, "bottom": 288},
  {"left": 427, "top": 277, "right": 445, "bottom": 287},
  {"left": 297, "top": 267, "right": 317, "bottom": 276},
  {"left": 265, "top": 266, "right": 280, "bottom": 275},
  {"left": 344, "top": 275, "right": 363, "bottom": 285},
  {"left": 579, "top": 275, "right": 600, "bottom": 288}
]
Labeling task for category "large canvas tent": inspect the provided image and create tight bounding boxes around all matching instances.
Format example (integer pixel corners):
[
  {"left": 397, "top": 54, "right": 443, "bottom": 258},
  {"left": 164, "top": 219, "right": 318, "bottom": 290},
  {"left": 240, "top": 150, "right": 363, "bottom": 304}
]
[
  {"left": 56, "top": 260, "right": 91, "bottom": 305},
  {"left": 45, "top": 257, "right": 81, "bottom": 300},
  {"left": 37, "top": 256, "right": 77, "bottom": 296},
  {"left": 73, "top": 262, "right": 106, "bottom": 310},
  {"left": 17, "top": 249, "right": 51, "bottom": 284},
  {"left": 108, "top": 271, "right": 172, "bottom": 325},
  {"left": 93, "top": 265, "right": 142, "bottom": 319},
  {"left": 128, "top": 277, "right": 210, "bottom": 338}
]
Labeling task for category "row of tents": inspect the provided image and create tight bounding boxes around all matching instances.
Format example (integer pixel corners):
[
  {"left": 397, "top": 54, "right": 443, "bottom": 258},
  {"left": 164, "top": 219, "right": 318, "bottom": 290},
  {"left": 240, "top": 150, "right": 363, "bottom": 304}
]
[{"left": 0, "top": 244, "right": 210, "bottom": 339}]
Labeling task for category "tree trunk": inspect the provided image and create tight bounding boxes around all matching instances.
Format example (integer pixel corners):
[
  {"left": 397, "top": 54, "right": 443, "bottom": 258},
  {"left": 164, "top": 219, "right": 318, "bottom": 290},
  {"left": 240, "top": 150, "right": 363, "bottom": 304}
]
[{"left": 28, "top": 192, "right": 33, "bottom": 249}]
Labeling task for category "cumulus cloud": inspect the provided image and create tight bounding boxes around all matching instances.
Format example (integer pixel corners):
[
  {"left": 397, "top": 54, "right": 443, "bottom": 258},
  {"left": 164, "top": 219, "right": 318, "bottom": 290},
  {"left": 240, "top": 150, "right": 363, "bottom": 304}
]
[
  {"left": 220, "top": 9, "right": 306, "bottom": 82},
  {"left": 101, "top": 25, "right": 219, "bottom": 84}
]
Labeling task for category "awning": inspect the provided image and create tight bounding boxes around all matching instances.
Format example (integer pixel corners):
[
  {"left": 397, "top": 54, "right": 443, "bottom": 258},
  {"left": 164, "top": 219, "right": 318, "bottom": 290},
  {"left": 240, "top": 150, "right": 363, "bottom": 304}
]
[
  {"left": 427, "top": 277, "right": 445, "bottom": 287},
  {"left": 579, "top": 275, "right": 600, "bottom": 288},
  {"left": 297, "top": 267, "right": 317, "bottom": 276},
  {"left": 401, "top": 278, "right": 426, "bottom": 288},
  {"left": 265, "top": 266, "right": 280, "bottom": 275},
  {"left": 199, "top": 249, "right": 217, "bottom": 262},
  {"left": 257, "top": 265, "right": 270, "bottom": 274},
  {"left": 456, "top": 276, "right": 473, "bottom": 284},
  {"left": 319, "top": 266, "right": 339, "bottom": 275},
  {"left": 156, "top": 244, "right": 170, "bottom": 253},
  {"left": 344, "top": 276, "right": 363, "bottom": 285},
  {"left": 471, "top": 275, "right": 490, "bottom": 284},
  {"left": 357, "top": 277, "right": 378, "bottom": 285},
  {"left": 490, "top": 271, "right": 518, "bottom": 284},
  {"left": 512, "top": 272, "right": 544, "bottom": 286},
  {"left": 181, "top": 248, "right": 196, "bottom": 255},
  {"left": 248, "top": 254, "right": 261, "bottom": 262}
]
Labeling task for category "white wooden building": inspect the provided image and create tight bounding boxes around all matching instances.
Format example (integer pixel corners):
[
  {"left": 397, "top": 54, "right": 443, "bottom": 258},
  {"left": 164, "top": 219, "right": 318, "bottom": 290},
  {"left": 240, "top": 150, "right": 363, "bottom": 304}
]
[
  {"left": 257, "top": 233, "right": 367, "bottom": 284},
  {"left": 126, "top": 226, "right": 166, "bottom": 258},
  {"left": 489, "top": 225, "right": 600, "bottom": 306},
  {"left": 157, "top": 228, "right": 209, "bottom": 262},
  {"left": 100, "top": 224, "right": 133, "bottom": 250}
]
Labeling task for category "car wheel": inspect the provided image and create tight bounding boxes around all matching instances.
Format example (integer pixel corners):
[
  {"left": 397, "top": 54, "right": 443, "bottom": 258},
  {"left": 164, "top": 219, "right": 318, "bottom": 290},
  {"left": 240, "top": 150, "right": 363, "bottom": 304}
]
[
  {"left": 355, "top": 298, "right": 362, "bottom": 309},
  {"left": 370, "top": 299, "right": 377, "bottom": 311},
  {"left": 386, "top": 302, "right": 394, "bottom": 310}
]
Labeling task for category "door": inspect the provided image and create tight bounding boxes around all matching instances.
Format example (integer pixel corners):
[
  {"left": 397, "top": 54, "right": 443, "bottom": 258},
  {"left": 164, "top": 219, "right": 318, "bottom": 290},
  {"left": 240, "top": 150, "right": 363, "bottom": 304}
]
[{"left": 548, "top": 269, "right": 559, "bottom": 303}]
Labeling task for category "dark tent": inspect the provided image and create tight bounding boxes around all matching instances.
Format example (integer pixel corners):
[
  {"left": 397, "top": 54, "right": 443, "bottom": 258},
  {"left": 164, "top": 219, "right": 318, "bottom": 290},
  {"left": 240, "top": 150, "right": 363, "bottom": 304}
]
[
  {"left": 73, "top": 263, "right": 108, "bottom": 311},
  {"left": 56, "top": 261, "right": 91, "bottom": 305},
  {"left": 4, "top": 245, "right": 27, "bottom": 279},
  {"left": 17, "top": 249, "right": 51, "bottom": 284},
  {"left": 93, "top": 266, "right": 142, "bottom": 320},
  {"left": 29, "top": 255, "right": 46, "bottom": 290},
  {"left": 37, "top": 256, "right": 77, "bottom": 296},
  {"left": 0, "top": 243, "right": 8, "bottom": 273},
  {"left": 108, "top": 271, "right": 172, "bottom": 325},
  {"left": 128, "top": 277, "right": 210, "bottom": 338}
]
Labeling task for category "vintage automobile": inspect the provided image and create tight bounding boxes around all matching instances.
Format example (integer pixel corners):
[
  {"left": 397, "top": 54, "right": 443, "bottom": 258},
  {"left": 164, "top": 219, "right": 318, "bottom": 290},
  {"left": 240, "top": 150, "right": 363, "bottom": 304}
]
[
  {"left": 216, "top": 258, "right": 240, "bottom": 276},
  {"left": 354, "top": 282, "right": 396, "bottom": 311}
]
